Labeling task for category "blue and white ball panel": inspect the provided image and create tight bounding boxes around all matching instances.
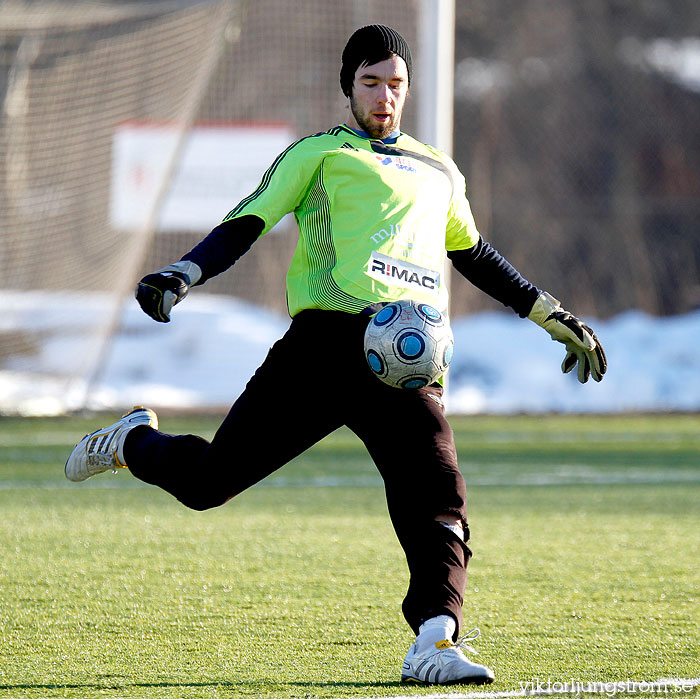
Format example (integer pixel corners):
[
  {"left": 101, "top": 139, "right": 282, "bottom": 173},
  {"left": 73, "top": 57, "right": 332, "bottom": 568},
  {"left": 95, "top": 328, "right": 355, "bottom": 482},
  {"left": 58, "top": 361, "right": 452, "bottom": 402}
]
[
  {"left": 373, "top": 303, "right": 401, "bottom": 327},
  {"left": 366, "top": 349, "right": 387, "bottom": 376},
  {"left": 395, "top": 331, "right": 426, "bottom": 361},
  {"left": 416, "top": 303, "right": 444, "bottom": 325},
  {"left": 401, "top": 376, "right": 430, "bottom": 389},
  {"left": 443, "top": 343, "right": 454, "bottom": 367}
]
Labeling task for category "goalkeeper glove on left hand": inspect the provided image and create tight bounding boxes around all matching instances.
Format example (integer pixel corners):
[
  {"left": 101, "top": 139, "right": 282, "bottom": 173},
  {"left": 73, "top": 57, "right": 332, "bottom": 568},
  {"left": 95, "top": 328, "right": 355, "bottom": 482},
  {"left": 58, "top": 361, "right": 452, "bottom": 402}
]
[
  {"left": 528, "top": 291, "right": 607, "bottom": 383},
  {"left": 135, "top": 261, "right": 202, "bottom": 323}
]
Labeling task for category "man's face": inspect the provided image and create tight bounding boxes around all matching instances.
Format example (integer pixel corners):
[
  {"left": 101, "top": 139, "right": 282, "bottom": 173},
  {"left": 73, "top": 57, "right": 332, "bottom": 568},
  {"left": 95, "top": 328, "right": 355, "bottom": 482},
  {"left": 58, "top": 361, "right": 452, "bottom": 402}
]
[{"left": 346, "top": 55, "right": 409, "bottom": 140}]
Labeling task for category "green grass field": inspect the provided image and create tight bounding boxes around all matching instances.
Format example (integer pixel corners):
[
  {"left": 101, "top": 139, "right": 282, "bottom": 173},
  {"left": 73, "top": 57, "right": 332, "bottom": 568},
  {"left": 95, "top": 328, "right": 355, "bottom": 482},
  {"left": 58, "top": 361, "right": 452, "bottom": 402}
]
[{"left": 0, "top": 413, "right": 698, "bottom": 698}]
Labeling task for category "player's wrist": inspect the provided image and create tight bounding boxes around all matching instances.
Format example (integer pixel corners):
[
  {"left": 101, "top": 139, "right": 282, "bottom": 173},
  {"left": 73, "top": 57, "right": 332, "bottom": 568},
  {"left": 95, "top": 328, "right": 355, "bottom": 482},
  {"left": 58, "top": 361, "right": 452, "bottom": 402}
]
[
  {"left": 527, "top": 291, "right": 561, "bottom": 327},
  {"left": 157, "top": 260, "right": 202, "bottom": 286}
]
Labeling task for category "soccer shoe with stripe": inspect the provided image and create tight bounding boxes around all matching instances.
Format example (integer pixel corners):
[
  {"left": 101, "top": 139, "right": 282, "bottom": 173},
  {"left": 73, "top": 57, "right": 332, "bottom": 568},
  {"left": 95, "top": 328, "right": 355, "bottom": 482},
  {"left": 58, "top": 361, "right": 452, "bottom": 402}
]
[
  {"left": 401, "top": 629, "right": 495, "bottom": 686},
  {"left": 65, "top": 407, "right": 158, "bottom": 482}
]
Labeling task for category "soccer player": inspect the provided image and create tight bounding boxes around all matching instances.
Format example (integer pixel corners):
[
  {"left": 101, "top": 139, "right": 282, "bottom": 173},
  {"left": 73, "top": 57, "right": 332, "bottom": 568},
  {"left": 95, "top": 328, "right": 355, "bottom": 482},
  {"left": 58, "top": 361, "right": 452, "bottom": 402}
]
[{"left": 66, "top": 25, "right": 606, "bottom": 686}]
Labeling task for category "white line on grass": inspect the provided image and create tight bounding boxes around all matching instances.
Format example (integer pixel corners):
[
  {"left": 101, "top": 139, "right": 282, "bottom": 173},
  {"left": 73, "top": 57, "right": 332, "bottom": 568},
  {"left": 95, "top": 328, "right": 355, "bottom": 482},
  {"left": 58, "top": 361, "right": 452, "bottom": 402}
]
[
  {"left": 2, "top": 471, "right": 700, "bottom": 490},
  {"left": 362, "top": 677, "right": 700, "bottom": 699}
]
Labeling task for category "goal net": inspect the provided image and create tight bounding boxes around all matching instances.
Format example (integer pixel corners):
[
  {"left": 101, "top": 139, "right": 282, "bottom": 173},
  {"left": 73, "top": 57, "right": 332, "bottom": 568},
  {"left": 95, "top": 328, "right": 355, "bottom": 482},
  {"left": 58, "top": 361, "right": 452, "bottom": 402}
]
[{"left": 0, "top": 0, "right": 421, "bottom": 415}]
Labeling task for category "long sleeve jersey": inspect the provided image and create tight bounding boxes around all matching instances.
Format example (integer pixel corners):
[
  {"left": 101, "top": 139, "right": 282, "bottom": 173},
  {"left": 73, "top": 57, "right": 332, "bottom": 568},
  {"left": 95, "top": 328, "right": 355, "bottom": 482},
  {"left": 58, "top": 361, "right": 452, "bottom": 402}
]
[{"left": 183, "top": 124, "right": 540, "bottom": 318}]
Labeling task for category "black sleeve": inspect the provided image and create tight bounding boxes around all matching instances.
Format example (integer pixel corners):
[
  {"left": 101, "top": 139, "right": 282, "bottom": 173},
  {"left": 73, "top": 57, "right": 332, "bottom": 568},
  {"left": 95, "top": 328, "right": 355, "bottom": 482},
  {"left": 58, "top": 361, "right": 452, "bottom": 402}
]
[
  {"left": 447, "top": 237, "right": 541, "bottom": 318},
  {"left": 180, "top": 215, "right": 265, "bottom": 285}
]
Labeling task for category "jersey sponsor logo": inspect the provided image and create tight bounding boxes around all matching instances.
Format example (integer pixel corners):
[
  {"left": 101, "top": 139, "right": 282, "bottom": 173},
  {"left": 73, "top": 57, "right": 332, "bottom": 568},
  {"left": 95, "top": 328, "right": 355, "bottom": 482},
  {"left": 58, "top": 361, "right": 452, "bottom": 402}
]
[
  {"left": 375, "top": 154, "right": 417, "bottom": 173},
  {"left": 370, "top": 223, "right": 403, "bottom": 245},
  {"left": 367, "top": 251, "right": 440, "bottom": 295}
]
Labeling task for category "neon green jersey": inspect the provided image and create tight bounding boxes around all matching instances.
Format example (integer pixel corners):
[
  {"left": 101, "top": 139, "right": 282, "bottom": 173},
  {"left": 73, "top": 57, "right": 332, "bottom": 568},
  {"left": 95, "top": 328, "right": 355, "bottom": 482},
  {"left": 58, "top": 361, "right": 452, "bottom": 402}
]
[{"left": 223, "top": 124, "right": 480, "bottom": 317}]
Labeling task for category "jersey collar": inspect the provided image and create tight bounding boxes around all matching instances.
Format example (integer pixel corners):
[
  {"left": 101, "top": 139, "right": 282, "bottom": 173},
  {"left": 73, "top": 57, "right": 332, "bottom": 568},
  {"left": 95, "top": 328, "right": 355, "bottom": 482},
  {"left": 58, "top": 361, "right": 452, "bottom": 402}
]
[{"left": 339, "top": 123, "right": 402, "bottom": 144}]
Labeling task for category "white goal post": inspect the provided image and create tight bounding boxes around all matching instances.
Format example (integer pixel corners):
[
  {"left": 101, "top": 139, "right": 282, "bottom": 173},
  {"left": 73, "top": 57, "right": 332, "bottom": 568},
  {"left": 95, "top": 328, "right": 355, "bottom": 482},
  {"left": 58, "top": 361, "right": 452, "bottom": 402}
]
[
  {"left": 417, "top": 0, "right": 456, "bottom": 156},
  {"left": 417, "top": 0, "right": 456, "bottom": 402}
]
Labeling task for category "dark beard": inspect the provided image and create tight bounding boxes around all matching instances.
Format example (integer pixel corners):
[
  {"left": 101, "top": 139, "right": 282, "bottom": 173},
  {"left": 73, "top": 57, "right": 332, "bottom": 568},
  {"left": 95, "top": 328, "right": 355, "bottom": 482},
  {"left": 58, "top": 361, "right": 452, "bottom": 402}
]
[{"left": 349, "top": 98, "right": 397, "bottom": 140}]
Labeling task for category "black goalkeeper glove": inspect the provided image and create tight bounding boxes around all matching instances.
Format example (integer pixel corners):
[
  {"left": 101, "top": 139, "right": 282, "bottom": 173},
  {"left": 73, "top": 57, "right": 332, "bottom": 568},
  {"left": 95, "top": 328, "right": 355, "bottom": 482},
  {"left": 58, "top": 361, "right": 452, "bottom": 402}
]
[
  {"left": 528, "top": 292, "right": 607, "bottom": 383},
  {"left": 135, "top": 261, "right": 202, "bottom": 323}
]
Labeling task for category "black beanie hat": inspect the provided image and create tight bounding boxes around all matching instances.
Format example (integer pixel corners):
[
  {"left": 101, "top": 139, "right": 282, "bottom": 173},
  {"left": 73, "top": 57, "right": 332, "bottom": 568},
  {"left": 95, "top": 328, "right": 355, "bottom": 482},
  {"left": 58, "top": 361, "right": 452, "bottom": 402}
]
[{"left": 340, "top": 24, "right": 413, "bottom": 97}]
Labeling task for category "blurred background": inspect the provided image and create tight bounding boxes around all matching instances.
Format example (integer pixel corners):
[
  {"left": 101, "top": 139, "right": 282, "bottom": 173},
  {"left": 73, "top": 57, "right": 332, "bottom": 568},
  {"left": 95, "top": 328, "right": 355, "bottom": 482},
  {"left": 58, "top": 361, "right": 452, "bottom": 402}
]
[
  {"left": 1, "top": 0, "right": 699, "bottom": 414},
  {"left": 452, "top": 1, "right": 700, "bottom": 319}
]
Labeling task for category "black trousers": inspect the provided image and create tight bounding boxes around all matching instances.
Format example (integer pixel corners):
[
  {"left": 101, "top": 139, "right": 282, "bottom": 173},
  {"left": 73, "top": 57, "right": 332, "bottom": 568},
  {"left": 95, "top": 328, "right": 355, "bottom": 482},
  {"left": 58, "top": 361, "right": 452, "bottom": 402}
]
[{"left": 125, "top": 309, "right": 472, "bottom": 636}]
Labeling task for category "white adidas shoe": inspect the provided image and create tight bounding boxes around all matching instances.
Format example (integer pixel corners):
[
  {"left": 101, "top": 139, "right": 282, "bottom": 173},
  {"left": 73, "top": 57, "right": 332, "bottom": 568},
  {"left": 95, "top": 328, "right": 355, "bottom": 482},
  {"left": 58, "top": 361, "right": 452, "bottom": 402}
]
[
  {"left": 401, "top": 629, "right": 495, "bottom": 685},
  {"left": 65, "top": 406, "right": 158, "bottom": 482}
]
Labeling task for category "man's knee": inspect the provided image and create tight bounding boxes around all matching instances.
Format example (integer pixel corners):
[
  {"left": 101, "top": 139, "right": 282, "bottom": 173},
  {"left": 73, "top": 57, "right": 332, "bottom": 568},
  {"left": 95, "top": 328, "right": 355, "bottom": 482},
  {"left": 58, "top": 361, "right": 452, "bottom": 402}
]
[
  {"left": 176, "top": 489, "right": 235, "bottom": 511},
  {"left": 434, "top": 512, "right": 470, "bottom": 542}
]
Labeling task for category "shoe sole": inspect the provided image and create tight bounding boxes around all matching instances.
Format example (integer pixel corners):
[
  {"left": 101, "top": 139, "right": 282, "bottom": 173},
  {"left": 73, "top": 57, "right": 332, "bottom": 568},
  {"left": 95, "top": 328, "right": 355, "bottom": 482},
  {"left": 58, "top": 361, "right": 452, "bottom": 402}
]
[{"left": 401, "top": 674, "right": 495, "bottom": 685}]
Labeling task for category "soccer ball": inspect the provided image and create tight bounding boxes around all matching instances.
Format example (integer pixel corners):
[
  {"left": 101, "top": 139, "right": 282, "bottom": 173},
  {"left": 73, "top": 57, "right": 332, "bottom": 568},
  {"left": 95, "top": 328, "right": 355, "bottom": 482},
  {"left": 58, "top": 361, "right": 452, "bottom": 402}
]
[{"left": 364, "top": 300, "right": 454, "bottom": 389}]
